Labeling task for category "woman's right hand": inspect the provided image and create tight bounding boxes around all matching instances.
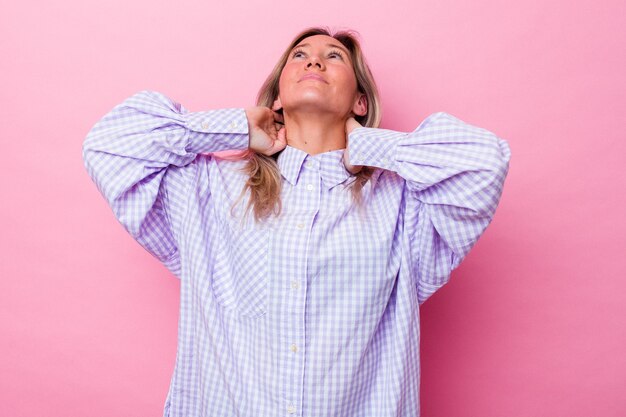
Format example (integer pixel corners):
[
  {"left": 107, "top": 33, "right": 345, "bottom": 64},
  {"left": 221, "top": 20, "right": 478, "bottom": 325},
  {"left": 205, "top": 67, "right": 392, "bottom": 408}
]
[{"left": 245, "top": 104, "right": 286, "bottom": 156}]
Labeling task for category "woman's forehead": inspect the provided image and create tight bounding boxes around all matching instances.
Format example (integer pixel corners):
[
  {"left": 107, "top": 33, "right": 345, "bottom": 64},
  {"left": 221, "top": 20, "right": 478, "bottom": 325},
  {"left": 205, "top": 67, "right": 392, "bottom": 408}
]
[{"left": 295, "top": 34, "right": 342, "bottom": 48}]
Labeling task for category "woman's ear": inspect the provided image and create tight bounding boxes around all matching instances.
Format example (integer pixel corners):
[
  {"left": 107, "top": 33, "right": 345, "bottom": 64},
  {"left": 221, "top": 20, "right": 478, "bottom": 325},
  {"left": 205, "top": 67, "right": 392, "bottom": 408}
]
[{"left": 352, "top": 93, "right": 367, "bottom": 117}]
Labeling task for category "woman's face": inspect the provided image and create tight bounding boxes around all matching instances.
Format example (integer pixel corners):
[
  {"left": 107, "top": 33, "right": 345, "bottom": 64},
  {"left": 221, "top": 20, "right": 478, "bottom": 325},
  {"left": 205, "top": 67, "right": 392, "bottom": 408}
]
[{"left": 277, "top": 34, "right": 365, "bottom": 118}]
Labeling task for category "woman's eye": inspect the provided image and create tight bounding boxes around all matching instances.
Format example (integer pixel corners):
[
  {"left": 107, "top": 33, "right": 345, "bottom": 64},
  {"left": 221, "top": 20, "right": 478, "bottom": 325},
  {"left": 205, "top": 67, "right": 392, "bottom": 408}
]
[{"left": 328, "top": 51, "right": 344, "bottom": 60}]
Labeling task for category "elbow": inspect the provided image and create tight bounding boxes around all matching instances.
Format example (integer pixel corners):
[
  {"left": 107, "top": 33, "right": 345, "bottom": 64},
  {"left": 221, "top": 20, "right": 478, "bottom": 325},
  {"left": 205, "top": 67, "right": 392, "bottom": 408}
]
[
  {"left": 81, "top": 135, "right": 97, "bottom": 180},
  {"left": 496, "top": 137, "right": 512, "bottom": 177},
  {"left": 480, "top": 136, "right": 511, "bottom": 197},
  {"left": 82, "top": 134, "right": 94, "bottom": 164},
  {"left": 81, "top": 127, "right": 103, "bottom": 180}
]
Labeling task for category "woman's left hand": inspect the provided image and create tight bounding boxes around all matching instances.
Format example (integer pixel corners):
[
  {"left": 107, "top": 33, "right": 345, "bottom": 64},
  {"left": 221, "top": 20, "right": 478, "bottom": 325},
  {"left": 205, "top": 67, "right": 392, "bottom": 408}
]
[{"left": 343, "top": 117, "right": 364, "bottom": 174}]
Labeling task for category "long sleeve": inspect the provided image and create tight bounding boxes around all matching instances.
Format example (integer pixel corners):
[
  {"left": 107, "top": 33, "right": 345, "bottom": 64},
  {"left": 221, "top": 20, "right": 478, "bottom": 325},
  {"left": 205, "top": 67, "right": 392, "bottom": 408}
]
[
  {"left": 347, "top": 112, "right": 511, "bottom": 304},
  {"left": 82, "top": 90, "right": 249, "bottom": 278}
]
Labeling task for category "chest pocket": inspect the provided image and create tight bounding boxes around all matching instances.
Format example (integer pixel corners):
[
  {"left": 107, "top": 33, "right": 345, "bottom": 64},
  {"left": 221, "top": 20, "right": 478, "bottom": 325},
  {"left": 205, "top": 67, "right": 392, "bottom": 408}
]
[{"left": 209, "top": 202, "right": 270, "bottom": 319}]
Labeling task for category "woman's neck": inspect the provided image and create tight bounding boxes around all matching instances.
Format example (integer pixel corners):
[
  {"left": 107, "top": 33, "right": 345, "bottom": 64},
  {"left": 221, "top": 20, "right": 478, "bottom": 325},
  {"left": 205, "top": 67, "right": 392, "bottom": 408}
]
[{"left": 282, "top": 111, "right": 347, "bottom": 155}]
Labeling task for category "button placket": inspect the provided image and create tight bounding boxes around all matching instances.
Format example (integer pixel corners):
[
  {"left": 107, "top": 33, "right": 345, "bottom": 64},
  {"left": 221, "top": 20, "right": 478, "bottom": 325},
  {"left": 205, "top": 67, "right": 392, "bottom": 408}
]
[{"left": 281, "top": 165, "right": 320, "bottom": 417}]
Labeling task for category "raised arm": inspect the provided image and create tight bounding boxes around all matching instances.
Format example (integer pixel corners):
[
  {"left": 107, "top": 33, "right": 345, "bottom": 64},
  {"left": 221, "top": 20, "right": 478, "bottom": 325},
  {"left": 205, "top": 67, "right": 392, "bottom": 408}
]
[
  {"left": 82, "top": 90, "right": 249, "bottom": 277},
  {"left": 347, "top": 112, "right": 511, "bottom": 304}
]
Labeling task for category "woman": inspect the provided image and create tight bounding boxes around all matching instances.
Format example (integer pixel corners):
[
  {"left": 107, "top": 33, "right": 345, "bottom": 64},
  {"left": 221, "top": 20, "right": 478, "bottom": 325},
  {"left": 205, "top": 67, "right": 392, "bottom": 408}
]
[{"left": 83, "top": 27, "right": 510, "bottom": 417}]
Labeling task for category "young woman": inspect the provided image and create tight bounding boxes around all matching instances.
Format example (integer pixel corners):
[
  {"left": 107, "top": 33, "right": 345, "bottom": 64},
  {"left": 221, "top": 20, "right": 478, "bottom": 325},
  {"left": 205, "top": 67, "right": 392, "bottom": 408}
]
[{"left": 83, "top": 27, "right": 511, "bottom": 417}]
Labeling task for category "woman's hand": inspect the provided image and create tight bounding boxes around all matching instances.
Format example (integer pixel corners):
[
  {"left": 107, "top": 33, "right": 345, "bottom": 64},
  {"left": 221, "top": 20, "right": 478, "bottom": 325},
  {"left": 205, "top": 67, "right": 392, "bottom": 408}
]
[
  {"left": 245, "top": 104, "right": 286, "bottom": 156},
  {"left": 343, "top": 117, "right": 364, "bottom": 174}
]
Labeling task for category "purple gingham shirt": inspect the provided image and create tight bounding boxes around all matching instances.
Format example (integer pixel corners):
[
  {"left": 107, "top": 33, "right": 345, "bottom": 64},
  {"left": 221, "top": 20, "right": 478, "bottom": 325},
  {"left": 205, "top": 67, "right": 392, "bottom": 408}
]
[{"left": 82, "top": 90, "right": 510, "bottom": 417}]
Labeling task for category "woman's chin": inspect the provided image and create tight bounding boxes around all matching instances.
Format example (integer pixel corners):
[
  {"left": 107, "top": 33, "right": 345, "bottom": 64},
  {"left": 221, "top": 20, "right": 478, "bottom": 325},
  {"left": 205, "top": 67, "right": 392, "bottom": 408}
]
[{"left": 284, "top": 98, "right": 345, "bottom": 116}]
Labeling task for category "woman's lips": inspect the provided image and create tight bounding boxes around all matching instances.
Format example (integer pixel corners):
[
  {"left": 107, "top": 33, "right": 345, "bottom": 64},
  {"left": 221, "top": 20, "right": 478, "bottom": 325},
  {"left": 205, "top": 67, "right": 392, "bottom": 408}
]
[{"left": 299, "top": 74, "right": 327, "bottom": 83}]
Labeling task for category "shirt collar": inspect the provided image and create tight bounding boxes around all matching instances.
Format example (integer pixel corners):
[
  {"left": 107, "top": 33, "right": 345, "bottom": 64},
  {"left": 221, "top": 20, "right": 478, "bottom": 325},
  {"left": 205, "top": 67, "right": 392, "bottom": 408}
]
[{"left": 276, "top": 145, "right": 353, "bottom": 190}]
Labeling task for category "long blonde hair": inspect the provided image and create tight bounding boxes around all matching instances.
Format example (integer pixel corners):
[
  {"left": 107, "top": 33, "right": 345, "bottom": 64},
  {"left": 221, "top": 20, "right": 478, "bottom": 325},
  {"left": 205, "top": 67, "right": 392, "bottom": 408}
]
[{"left": 239, "top": 27, "right": 382, "bottom": 221}]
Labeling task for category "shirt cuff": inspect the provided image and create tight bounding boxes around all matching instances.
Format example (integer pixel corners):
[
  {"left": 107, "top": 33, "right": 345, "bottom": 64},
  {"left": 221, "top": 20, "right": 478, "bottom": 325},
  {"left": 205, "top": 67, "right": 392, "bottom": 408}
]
[
  {"left": 347, "top": 126, "right": 405, "bottom": 172},
  {"left": 184, "top": 108, "right": 250, "bottom": 153}
]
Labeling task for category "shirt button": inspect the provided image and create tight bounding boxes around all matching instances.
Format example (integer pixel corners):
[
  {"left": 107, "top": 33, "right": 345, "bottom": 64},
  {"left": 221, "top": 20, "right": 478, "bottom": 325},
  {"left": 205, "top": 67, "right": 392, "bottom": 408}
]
[
  {"left": 291, "top": 280, "right": 300, "bottom": 290},
  {"left": 290, "top": 344, "right": 298, "bottom": 353},
  {"left": 287, "top": 404, "right": 296, "bottom": 414},
  {"left": 296, "top": 223, "right": 304, "bottom": 229},
  {"left": 201, "top": 122, "right": 209, "bottom": 129},
  {"left": 306, "top": 184, "right": 314, "bottom": 191},
  {"left": 229, "top": 121, "right": 238, "bottom": 129}
]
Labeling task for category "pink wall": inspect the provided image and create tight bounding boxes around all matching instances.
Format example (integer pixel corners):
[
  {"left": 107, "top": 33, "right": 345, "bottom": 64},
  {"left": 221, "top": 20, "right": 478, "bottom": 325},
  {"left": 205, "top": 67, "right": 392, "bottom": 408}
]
[{"left": 1, "top": 0, "right": 624, "bottom": 416}]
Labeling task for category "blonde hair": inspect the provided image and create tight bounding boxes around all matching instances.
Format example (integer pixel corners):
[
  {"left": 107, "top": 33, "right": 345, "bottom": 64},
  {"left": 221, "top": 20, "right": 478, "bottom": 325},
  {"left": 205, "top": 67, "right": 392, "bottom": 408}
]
[{"left": 239, "top": 27, "right": 382, "bottom": 221}]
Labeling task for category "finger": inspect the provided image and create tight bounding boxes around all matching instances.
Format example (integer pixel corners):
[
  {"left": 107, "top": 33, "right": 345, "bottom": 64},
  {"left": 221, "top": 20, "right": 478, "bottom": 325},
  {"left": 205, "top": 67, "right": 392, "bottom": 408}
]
[
  {"left": 273, "top": 133, "right": 287, "bottom": 154},
  {"left": 276, "top": 126, "right": 287, "bottom": 145},
  {"left": 262, "top": 134, "right": 286, "bottom": 156},
  {"left": 345, "top": 117, "right": 362, "bottom": 135}
]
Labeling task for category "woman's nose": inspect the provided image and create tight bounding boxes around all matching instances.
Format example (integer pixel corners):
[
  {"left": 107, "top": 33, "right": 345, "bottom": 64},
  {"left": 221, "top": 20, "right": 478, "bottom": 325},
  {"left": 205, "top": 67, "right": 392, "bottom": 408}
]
[{"left": 306, "top": 55, "right": 324, "bottom": 69}]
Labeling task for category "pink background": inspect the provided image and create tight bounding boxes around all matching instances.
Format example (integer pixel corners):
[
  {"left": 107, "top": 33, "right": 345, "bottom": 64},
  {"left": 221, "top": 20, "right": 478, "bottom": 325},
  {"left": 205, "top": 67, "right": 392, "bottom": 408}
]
[{"left": 1, "top": 0, "right": 625, "bottom": 416}]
